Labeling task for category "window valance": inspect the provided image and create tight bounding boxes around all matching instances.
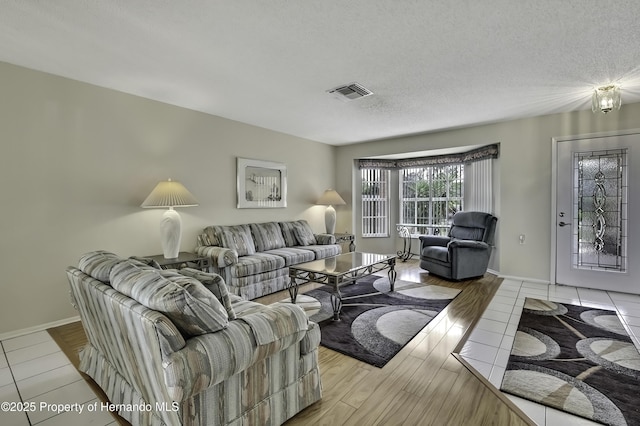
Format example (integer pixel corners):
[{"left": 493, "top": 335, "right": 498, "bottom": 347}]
[
  {"left": 357, "top": 159, "right": 399, "bottom": 169},
  {"left": 358, "top": 143, "right": 499, "bottom": 169}
]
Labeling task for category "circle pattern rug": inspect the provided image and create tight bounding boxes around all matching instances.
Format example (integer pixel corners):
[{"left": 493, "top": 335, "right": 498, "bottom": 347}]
[
  {"left": 500, "top": 298, "right": 640, "bottom": 426},
  {"left": 302, "top": 274, "right": 460, "bottom": 368}
]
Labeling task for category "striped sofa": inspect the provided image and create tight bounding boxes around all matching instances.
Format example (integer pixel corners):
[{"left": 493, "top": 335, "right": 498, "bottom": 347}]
[
  {"left": 196, "top": 220, "right": 341, "bottom": 300},
  {"left": 67, "top": 251, "right": 322, "bottom": 426}
]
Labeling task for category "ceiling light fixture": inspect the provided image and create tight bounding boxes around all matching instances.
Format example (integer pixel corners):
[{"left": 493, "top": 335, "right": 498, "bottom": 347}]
[{"left": 592, "top": 85, "right": 621, "bottom": 114}]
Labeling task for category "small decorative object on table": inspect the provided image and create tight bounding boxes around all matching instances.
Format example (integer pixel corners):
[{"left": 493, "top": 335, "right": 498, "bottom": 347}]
[
  {"left": 333, "top": 232, "right": 355, "bottom": 252},
  {"left": 144, "top": 252, "right": 211, "bottom": 271}
]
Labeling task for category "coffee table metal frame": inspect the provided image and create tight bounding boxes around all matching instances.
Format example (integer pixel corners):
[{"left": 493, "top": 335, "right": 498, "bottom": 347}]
[{"left": 287, "top": 252, "right": 397, "bottom": 320}]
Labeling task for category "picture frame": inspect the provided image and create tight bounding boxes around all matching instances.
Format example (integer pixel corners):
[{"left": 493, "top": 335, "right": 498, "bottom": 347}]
[{"left": 237, "top": 157, "right": 287, "bottom": 208}]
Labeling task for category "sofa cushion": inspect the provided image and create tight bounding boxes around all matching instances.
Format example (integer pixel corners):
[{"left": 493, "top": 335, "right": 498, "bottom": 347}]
[
  {"left": 203, "top": 225, "right": 256, "bottom": 256},
  {"left": 297, "top": 244, "right": 341, "bottom": 259},
  {"left": 227, "top": 268, "right": 289, "bottom": 292},
  {"left": 263, "top": 247, "right": 315, "bottom": 266},
  {"left": 78, "top": 250, "right": 122, "bottom": 282},
  {"left": 178, "top": 268, "right": 236, "bottom": 320},
  {"left": 450, "top": 226, "right": 484, "bottom": 241},
  {"left": 110, "top": 260, "right": 229, "bottom": 336},
  {"left": 279, "top": 220, "right": 315, "bottom": 247},
  {"left": 423, "top": 246, "right": 449, "bottom": 263},
  {"left": 250, "top": 222, "right": 286, "bottom": 252},
  {"left": 230, "top": 253, "right": 286, "bottom": 278},
  {"left": 221, "top": 226, "right": 256, "bottom": 256}
]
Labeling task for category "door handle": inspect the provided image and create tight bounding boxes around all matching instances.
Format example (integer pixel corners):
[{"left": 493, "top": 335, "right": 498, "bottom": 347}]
[{"left": 558, "top": 221, "right": 571, "bottom": 227}]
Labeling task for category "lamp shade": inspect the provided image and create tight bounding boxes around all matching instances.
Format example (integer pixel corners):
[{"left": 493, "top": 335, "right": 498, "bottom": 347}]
[
  {"left": 316, "top": 189, "right": 346, "bottom": 206},
  {"left": 141, "top": 179, "right": 199, "bottom": 208}
]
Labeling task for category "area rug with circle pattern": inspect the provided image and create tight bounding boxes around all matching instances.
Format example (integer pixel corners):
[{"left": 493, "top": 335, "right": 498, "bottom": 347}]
[
  {"left": 500, "top": 298, "right": 640, "bottom": 426},
  {"left": 296, "top": 274, "right": 460, "bottom": 368}
]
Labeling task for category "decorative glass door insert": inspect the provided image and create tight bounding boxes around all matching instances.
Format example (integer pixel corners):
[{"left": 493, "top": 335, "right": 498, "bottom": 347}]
[{"left": 573, "top": 149, "right": 627, "bottom": 272}]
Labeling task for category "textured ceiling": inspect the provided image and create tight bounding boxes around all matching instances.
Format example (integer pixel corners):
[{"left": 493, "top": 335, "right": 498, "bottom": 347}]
[{"left": 2, "top": 1, "right": 640, "bottom": 146}]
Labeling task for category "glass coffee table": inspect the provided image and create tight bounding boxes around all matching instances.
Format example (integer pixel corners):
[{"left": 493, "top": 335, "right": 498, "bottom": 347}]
[{"left": 288, "top": 252, "right": 397, "bottom": 320}]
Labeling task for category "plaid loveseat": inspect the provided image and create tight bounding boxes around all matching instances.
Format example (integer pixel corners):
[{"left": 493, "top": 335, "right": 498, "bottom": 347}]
[
  {"left": 67, "top": 251, "right": 322, "bottom": 426},
  {"left": 195, "top": 220, "right": 341, "bottom": 300}
]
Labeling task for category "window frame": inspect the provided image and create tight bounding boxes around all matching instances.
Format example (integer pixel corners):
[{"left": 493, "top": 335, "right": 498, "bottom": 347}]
[
  {"left": 399, "top": 164, "right": 464, "bottom": 236},
  {"left": 361, "top": 168, "right": 391, "bottom": 238}
]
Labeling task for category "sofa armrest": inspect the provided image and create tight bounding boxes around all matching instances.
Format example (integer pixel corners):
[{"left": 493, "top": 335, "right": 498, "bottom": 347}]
[
  {"left": 195, "top": 245, "right": 238, "bottom": 268},
  {"left": 162, "top": 303, "right": 308, "bottom": 401},
  {"left": 300, "top": 321, "right": 321, "bottom": 355},
  {"left": 315, "top": 233, "right": 336, "bottom": 245},
  {"left": 237, "top": 302, "right": 308, "bottom": 345},
  {"left": 419, "top": 235, "right": 450, "bottom": 247},
  {"left": 448, "top": 240, "right": 492, "bottom": 280}
]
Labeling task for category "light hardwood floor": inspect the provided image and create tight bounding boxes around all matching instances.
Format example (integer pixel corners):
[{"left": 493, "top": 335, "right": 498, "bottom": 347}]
[{"left": 48, "top": 260, "right": 535, "bottom": 425}]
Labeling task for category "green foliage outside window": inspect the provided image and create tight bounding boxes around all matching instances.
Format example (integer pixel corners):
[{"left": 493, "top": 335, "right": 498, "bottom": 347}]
[{"left": 401, "top": 165, "right": 463, "bottom": 233}]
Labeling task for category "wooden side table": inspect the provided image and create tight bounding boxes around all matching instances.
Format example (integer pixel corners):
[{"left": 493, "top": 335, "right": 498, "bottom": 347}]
[
  {"left": 145, "top": 252, "right": 211, "bottom": 271},
  {"left": 333, "top": 233, "right": 356, "bottom": 252}
]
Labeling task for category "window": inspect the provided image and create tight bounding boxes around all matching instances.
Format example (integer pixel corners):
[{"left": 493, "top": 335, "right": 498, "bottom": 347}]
[
  {"left": 361, "top": 168, "right": 390, "bottom": 237},
  {"left": 400, "top": 164, "right": 464, "bottom": 235}
]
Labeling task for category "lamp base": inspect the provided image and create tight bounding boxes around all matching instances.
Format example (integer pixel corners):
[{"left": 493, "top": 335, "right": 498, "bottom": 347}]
[
  {"left": 324, "top": 205, "right": 336, "bottom": 234},
  {"left": 160, "top": 208, "right": 182, "bottom": 259}
]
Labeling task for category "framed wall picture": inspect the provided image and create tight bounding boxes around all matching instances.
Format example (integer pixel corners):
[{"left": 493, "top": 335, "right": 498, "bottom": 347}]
[{"left": 237, "top": 158, "right": 287, "bottom": 208}]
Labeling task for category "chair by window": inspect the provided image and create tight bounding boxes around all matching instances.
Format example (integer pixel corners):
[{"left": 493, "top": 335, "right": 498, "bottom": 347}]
[{"left": 418, "top": 211, "right": 497, "bottom": 280}]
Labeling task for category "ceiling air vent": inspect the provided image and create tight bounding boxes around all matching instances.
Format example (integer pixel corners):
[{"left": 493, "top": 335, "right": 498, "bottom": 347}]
[{"left": 327, "top": 82, "right": 373, "bottom": 101}]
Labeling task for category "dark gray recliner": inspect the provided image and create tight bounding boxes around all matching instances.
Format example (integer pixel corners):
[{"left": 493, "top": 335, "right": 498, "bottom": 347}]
[{"left": 419, "top": 211, "right": 497, "bottom": 280}]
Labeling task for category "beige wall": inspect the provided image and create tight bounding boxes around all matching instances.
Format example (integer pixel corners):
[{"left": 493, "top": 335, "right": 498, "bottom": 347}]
[
  {"left": 0, "top": 62, "right": 335, "bottom": 335},
  {"left": 336, "top": 102, "right": 640, "bottom": 282},
  {"left": 3, "top": 58, "right": 639, "bottom": 335}
]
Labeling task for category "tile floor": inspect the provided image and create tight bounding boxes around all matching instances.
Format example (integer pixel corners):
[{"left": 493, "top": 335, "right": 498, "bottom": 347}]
[
  {"left": 0, "top": 331, "right": 115, "bottom": 426},
  {"left": 1, "top": 279, "right": 638, "bottom": 425},
  {"left": 460, "top": 279, "right": 640, "bottom": 426}
]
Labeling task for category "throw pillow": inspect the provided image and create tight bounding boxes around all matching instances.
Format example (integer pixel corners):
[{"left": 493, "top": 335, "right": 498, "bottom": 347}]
[
  {"left": 110, "top": 261, "right": 229, "bottom": 336},
  {"left": 128, "top": 256, "right": 161, "bottom": 269},
  {"left": 78, "top": 250, "right": 122, "bottom": 282},
  {"left": 202, "top": 227, "right": 220, "bottom": 246},
  {"left": 278, "top": 221, "right": 299, "bottom": 247},
  {"left": 197, "top": 232, "right": 212, "bottom": 247},
  {"left": 178, "top": 268, "right": 236, "bottom": 320},
  {"left": 293, "top": 221, "right": 317, "bottom": 246},
  {"left": 250, "top": 222, "right": 286, "bottom": 252},
  {"left": 211, "top": 225, "right": 256, "bottom": 256},
  {"left": 280, "top": 220, "right": 317, "bottom": 246}
]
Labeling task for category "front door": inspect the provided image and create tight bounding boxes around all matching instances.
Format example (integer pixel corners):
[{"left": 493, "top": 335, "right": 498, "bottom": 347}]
[{"left": 556, "top": 133, "right": 639, "bottom": 293}]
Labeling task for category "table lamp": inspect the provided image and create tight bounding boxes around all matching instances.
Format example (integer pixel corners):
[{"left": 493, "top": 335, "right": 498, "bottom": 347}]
[
  {"left": 141, "top": 179, "right": 198, "bottom": 259},
  {"left": 316, "top": 189, "right": 346, "bottom": 234}
]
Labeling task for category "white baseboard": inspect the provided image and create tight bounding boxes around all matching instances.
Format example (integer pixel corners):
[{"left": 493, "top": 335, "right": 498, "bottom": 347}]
[
  {"left": 494, "top": 272, "right": 551, "bottom": 285},
  {"left": 0, "top": 316, "right": 81, "bottom": 341}
]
